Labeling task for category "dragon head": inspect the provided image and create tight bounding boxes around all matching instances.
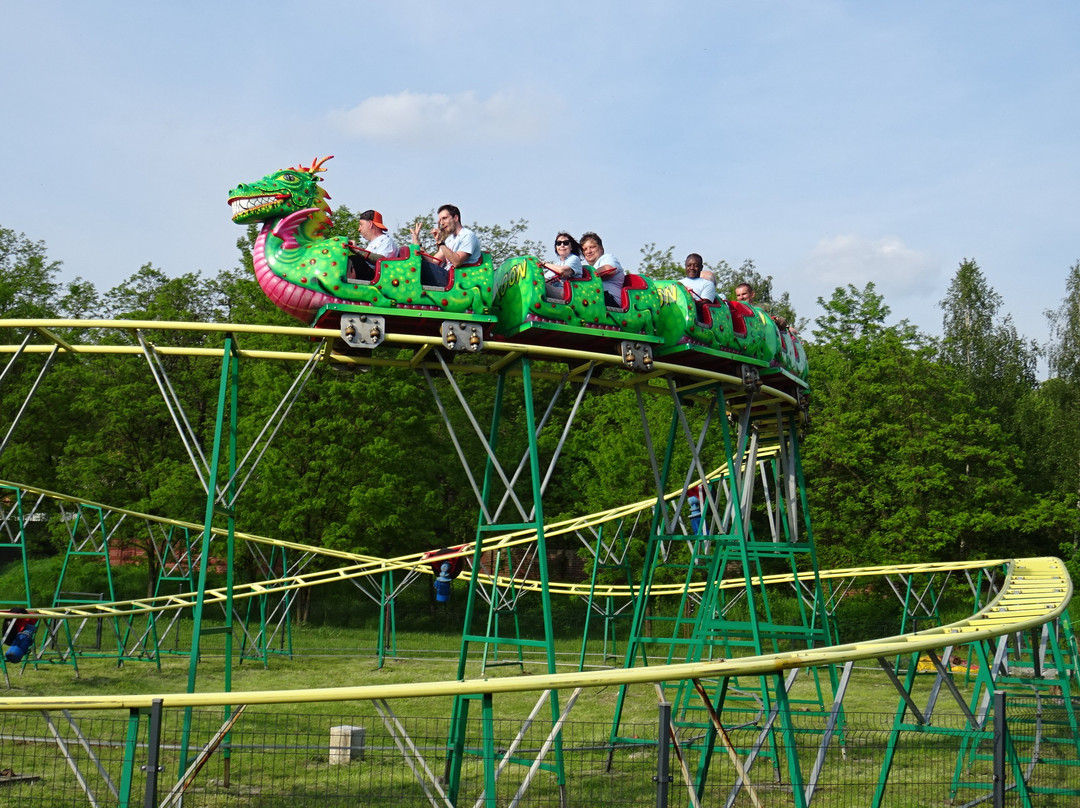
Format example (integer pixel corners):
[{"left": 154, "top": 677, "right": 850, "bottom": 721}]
[{"left": 227, "top": 156, "right": 334, "bottom": 224}]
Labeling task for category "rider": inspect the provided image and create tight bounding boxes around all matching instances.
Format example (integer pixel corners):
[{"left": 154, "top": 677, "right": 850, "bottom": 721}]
[
  {"left": 579, "top": 232, "right": 625, "bottom": 308},
  {"left": 411, "top": 204, "right": 481, "bottom": 288},
  {"left": 349, "top": 209, "right": 399, "bottom": 281},
  {"left": 679, "top": 253, "right": 717, "bottom": 302}
]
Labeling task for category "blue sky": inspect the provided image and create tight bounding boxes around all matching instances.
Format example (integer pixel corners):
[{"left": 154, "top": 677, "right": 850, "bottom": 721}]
[{"left": 3, "top": 2, "right": 1077, "bottom": 370}]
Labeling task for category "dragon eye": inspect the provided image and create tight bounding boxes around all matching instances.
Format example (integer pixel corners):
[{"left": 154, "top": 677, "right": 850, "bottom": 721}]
[{"left": 280, "top": 172, "right": 298, "bottom": 182}]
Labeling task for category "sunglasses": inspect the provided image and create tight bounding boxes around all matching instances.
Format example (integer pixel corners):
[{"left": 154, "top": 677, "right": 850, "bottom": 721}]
[{"left": 555, "top": 240, "right": 571, "bottom": 246}]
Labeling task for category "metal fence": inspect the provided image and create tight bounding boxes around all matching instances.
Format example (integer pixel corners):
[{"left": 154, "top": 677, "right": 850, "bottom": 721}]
[{"left": 0, "top": 696, "right": 1078, "bottom": 807}]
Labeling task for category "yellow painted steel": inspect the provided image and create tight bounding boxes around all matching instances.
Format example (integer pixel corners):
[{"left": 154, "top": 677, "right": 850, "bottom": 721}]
[
  {"left": 0, "top": 556, "right": 1067, "bottom": 712},
  {"left": 0, "top": 319, "right": 801, "bottom": 406},
  {"left": 0, "top": 478, "right": 1019, "bottom": 616}
]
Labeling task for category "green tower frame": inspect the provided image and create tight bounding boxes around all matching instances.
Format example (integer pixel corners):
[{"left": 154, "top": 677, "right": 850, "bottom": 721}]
[{"left": 603, "top": 369, "right": 837, "bottom": 807}]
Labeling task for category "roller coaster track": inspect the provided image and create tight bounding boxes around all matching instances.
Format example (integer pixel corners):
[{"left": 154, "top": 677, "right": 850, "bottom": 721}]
[
  {"left": 0, "top": 555, "right": 1067, "bottom": 710},
  {"left": 0, "top": 477, "right": 1037, "bottom": 617},
  {"left": 0, "top": 474, "right": 1070, "bottom": 707},
  {"left": 0, "top": 319, "right": 1069, "bottom": 667}
]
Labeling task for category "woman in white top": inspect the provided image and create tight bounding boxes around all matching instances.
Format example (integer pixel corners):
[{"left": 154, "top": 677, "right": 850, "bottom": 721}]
[{"left": 539, "top": 232, "right": 583, "bottom": 299}]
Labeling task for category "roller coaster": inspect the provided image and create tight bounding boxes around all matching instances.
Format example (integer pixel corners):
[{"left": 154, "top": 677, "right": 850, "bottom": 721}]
[
  {"left": 229, "top": 156, "right": 808, "bottom": 381},
  {"left": 0, "top": 159, "right": 1073, "bottom": 806}
]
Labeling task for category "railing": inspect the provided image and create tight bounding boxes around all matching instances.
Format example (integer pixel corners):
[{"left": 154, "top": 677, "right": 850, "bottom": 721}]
[{"left": 1, "top": 695, "right": 1077, "bottom": 807}]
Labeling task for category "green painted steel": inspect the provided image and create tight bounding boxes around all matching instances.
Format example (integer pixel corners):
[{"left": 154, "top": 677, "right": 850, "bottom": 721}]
[
  {"left": 443, "top": 357, "right": 568, "bottom": 795},
  {"left": 46, "top": 504, "right": 124, "bottom": 670},
  {"left": 598, "top": 379, "right": 837, "bottom": 804},
  {"left": 179, "top": 334, "right": 240, "bottom": 777},
  {"left": 117, "top": 707, "right": 142, "bottom": 808},
  {"left": 3, "top": 318, "right": 1080, "bottom": 804}
]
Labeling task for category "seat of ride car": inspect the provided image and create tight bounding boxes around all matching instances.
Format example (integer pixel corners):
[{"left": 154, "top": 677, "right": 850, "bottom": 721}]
[
  {"left": 421, "top": 254, "right": 488, "bottom": 291},
  {"left": 608, "top": 273, "right": 647, "bottom": 311},
  {"left": 727, "top": 300, "right": 754, "bottom": 337}
]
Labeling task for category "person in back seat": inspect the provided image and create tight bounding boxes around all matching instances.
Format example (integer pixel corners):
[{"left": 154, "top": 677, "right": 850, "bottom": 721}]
[
  {"left": 411, "top": 204, "right": 481, "bottom": 287},
  {"left": 580, "top": 232, "right": 625, "bottom": 308},
  {"left": 680, "top": 253, "right": 717, "bottom": 302},
  {"left": 735, "top": 282, "right": 756, "bottom": 303},
  {"left": 737, "top": 281, "right": 795, "bottom": 334}
]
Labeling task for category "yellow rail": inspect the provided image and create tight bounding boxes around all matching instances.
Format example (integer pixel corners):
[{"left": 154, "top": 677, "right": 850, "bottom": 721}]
[
  {"left": 0, "top": 556, "right": 1067, "bottom": 711},
  {"left": 0, "top": 318, "right": 803, "bottom": 404},
  {"left": 4, "top": 475, "right": 1005, "bottom": 618},
  {"left": 0, "top": 478, "right": 1018, "bottom": 616}
]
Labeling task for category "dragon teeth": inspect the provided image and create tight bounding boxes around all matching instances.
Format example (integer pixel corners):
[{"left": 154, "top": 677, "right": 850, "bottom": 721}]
[{"left": 231, "top": 195, "right": 277, "bottom": 215}]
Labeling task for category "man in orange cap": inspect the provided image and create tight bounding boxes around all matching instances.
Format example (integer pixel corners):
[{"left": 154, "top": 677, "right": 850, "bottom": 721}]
[{"left": 348, "top": 209, "right": 401, "bottom": 281}]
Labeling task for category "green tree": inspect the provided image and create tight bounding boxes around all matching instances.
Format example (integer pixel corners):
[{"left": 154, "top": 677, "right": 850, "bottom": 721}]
[
  {"left": 56, "top": 267, "right": 243, "bottom": 591},
  {"left": 938, "top": 259, "right": 1037, "bottom": 424},
  {"left": 811, "top": 282, "right": 915, "bottom": 347},
  {"left": 0, "top": 227, "right": 61, "bottom": 317},
  {"left": 637, "top": 243, "right": 681, "bottom": 279},
  {"left": 0, "top": 228, "right": 77, "bottom": 491},
  {"left": 1046, "top": 261, "right": 1080, "bottom": 384},
  {"left": 802, "top": 284, "right": 1063, "bottom": 567},
  {"left": 1041, "top": 261, "right": 1080, "bottom": 573}
]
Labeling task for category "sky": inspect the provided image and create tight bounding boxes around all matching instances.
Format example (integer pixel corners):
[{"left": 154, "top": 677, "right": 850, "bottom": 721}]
[{"left": 2, "top": 1, "right": 1077, "bottom": 373}]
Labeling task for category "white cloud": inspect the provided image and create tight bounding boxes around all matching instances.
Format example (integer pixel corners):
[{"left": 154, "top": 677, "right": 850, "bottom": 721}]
[
  {"left": 804, "top": 234, "right": 938, "bottom": 298},
  {"left": 328, "top": 90, "right": 558, "bottom": 145}
]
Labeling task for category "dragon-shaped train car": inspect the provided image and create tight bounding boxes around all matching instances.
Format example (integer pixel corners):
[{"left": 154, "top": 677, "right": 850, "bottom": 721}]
[{"left": 227, "top": 158, "right": 808, "bottom": 388}]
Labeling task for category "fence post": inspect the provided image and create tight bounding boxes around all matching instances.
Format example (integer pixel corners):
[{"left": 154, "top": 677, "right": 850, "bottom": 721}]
[
  {"left": 143, "top": 699, "right": 164, "bottom": 808},
  {"left": 656, "top": 701, "right": 672, "bottom": 808},
  {"left": 993, "top": 690, "right": 1005, "bottom": 808}
]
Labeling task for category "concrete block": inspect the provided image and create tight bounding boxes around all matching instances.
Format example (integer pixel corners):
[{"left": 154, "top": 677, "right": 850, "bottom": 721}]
[{"left": 329, "top": 724, "right": 365, "bottom": 764}]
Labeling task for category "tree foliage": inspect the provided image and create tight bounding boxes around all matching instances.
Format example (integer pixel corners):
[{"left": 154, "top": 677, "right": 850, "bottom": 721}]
[
  {"left": 803, "top": 282, "right": 1071, "bottom": 567},
  {"left": 0, "top": 227, "right": 62, "bottom": 318},
  {"left": 1046, "top": 261, "right": 1080, "bottom": 384},
  {"left": 938, "top": 259, "right": 1037, "bottom": 425}
]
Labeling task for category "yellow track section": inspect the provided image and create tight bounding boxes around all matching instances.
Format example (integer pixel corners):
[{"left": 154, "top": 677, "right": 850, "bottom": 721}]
[
  {"left": 0, "top": 556, "right": 1067, "bottom": 711},
  {"left": 6, "top": 471, "right": 996, "bottom": 619}
]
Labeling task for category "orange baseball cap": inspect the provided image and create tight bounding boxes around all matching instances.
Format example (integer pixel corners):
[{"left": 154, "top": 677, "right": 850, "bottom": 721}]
[{"left": 359, "top": 209, "right": 388, "bottom": 232}]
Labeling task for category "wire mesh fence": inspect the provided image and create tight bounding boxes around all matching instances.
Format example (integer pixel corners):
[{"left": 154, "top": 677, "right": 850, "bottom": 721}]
[{"left": 0, "top": 697, "right": 1078, "bottom": 807}]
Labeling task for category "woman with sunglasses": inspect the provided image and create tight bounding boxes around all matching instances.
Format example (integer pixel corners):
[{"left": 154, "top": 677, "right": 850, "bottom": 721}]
[{"left": 540, "top": 232, "right": 584, "bottom": 299}]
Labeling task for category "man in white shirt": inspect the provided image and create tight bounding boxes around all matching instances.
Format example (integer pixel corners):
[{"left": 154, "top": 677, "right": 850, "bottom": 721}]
[
  {"left": 348, "top": 209, "right": 399, "bottom": 281},
  {"left": 679, "top": 253, "right": 717, "bottom": 302},
  {"left": 357, "top": 210, "right": 398, "bottom": 257},
  {"left": 411, "top": 204, "right": 481, "bottom": 287},
  {"left": 579, "top": 232, "right": 625, "bottom": 308}
]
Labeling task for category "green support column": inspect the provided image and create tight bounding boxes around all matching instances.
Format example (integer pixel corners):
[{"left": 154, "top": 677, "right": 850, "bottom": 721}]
[
  {"left": 376, "top": 569, "right": 397, "bottom": 668},
  {"left": 42, "top": 503, "right": 125, "bottom": 671},
  {"left": 446, "top": 356, "right": 566, "bottom": 804},
  {"left": 0, "top": 485, "right": 32, "bottom": 611},
  {"left": 179, "top": 334, "right": 240, "bottom": 777}
]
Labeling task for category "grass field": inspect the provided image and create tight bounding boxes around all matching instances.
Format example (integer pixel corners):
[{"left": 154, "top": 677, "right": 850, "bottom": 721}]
[{"left": 2, "top": 620, "right": 1079, "bottom": 806}]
